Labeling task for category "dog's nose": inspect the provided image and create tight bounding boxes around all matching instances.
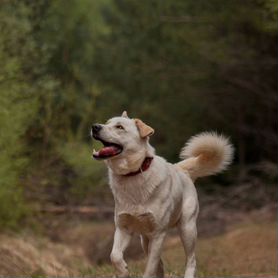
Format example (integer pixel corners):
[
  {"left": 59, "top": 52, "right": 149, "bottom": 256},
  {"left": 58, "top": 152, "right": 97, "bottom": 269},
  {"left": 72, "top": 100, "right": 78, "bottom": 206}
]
[{"left": 92, "top": 124, "right": 102, "bottom": 134}]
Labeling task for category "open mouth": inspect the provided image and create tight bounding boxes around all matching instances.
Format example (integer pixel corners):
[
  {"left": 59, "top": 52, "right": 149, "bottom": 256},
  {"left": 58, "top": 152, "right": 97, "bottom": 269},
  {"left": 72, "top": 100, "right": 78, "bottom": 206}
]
[{"left": 92, "top": 136, "right": 123, "bottom": 160}]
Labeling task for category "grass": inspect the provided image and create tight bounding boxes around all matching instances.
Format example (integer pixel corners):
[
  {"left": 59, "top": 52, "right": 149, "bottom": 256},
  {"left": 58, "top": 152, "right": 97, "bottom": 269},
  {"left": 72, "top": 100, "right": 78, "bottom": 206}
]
[{"left": 82, "top": 221, "right": 277, "bottom": 277}]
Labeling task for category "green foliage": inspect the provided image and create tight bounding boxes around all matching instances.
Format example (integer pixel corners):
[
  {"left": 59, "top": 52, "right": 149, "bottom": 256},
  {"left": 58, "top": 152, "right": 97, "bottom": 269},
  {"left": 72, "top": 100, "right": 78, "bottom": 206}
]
[
  {"left": 0, "top": 0, "right": 276, "bottom": 228},
  {"left": 0, "top": 1, "right": 36, "bottom": 228},
  {"left": 28, "top": 0, "right": 111, "bottom": 146},
  {"left": 95, "top": 0, "right": 277, "bottom": 162},
  {"left": 58, "top": 142, "right": 107, "bottom": 203}
]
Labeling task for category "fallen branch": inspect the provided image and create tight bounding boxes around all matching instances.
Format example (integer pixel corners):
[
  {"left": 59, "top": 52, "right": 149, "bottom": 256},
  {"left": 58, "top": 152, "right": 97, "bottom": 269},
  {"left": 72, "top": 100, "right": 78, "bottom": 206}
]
[{"left": 38, "top": 205, "right": 114, "bottom": 216}]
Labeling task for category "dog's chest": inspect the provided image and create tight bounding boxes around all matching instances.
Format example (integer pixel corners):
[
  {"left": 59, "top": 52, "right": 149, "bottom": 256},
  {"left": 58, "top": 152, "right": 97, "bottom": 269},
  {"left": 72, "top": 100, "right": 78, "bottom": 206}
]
[{"left": 117, "top": 211, "right": 156, "bottom": 234}]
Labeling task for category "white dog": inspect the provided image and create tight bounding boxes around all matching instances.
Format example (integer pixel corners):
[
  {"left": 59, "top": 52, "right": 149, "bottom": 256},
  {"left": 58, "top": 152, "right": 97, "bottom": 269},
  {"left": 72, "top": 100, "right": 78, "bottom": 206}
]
[{"left": 91, "top": 111, "right": 233, "bottom": 278}]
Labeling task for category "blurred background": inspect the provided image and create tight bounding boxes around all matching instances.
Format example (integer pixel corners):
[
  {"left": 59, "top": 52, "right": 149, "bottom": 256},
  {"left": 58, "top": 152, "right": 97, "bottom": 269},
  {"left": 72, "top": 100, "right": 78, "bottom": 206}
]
[{"left": 0, "top": 0, "right": 277, "bottom": 277}]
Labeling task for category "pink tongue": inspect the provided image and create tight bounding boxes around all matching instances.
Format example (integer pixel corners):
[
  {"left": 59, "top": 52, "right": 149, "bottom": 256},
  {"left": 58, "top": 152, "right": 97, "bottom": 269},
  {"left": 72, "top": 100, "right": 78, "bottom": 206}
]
[{"left": 99, "top": 146, "right": 119, "bottom": 157}]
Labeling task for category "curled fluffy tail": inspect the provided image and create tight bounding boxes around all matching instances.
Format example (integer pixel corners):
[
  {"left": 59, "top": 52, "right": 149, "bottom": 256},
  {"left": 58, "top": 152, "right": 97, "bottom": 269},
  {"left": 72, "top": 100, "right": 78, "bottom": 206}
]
[{"left": 177, "top": 132, "right": 234, "bottom": 180}]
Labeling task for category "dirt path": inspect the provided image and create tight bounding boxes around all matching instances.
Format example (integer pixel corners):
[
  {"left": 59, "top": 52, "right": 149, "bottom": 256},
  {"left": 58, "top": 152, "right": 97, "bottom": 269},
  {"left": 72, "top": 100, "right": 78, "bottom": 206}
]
[
  {"left": 86, "top": 221, "right": 277, "bottom": 277},
  {"left": 0, "top": 220, "right": 275, "bottom": 277}
]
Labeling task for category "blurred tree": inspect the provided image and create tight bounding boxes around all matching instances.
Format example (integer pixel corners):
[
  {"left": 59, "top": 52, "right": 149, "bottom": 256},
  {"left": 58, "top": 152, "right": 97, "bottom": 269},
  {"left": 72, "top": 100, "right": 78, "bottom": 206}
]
[
  {"left": 21, "top": 0, "right": 111, "bottom": 205},
  {"left": 95, "top": 0, "right": 277, "bottom": 168},
  {"left": 0, "top": 0, "right": 277, "bottom": 226},
  {"left": 0, "top": 1, "right": 39, "bottom": 228},
  {"left": 27, "top": 0, "right": 110, "bottom": 146}
]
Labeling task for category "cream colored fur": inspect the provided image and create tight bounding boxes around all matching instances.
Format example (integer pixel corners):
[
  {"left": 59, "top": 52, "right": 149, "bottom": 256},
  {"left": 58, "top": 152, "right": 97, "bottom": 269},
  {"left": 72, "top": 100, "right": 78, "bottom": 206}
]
[
  {"left": 92, "top": 113, "right": 234, "bottom": 278},
  {"left": 177, "top": 132, "right": 234, "bottom": 181}
]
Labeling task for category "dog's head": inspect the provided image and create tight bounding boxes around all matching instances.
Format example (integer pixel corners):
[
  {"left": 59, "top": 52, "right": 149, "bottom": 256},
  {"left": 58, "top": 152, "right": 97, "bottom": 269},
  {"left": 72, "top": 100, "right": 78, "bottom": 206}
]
[{"left": 91, "top": 111, "right": 154, "bottom": 160}]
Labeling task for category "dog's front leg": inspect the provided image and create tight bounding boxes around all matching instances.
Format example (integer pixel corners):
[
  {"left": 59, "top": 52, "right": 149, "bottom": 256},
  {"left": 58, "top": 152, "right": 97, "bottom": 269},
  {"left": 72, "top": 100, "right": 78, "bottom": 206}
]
[
  {"left": 110, "top": 227, "right": 131, "bottom": 277},
  {"left": 143, "top": 232, "right": 166, "bottom": 278}
]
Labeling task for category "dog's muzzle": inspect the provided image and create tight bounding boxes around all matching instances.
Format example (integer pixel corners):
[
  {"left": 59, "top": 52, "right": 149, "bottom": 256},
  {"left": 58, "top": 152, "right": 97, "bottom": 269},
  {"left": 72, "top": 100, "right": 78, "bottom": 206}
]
[{"left": 91, "top": 123, "right": 123, "bottom": 160}]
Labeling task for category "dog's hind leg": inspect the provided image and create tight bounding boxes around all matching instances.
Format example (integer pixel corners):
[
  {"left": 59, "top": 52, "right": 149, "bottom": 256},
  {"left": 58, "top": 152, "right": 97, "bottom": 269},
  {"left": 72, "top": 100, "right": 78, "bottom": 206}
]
[
  {"left": 110, "top": 227, "right": 131, "bottom": 277},
  {"left": 156, "top": 257, "right": 165, "bottom": 278},
  {"left": 178, "top": 201, "right": 198, "bottom": 278},
  {"left": 142, "top": 232, "right": 166, "bottom": 278},
  {"left": 140, "top": 235, "right": 149, "bottom": 254},
  {"left": 140, "top": 235, "right": 164, "bottom": 278}
]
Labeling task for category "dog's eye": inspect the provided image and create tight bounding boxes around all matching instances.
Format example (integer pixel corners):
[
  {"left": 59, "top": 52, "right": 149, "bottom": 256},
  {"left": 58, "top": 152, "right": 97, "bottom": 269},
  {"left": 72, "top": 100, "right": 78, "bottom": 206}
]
[{"left": 116, "top": 125, "right": 124, "bottom": 130}]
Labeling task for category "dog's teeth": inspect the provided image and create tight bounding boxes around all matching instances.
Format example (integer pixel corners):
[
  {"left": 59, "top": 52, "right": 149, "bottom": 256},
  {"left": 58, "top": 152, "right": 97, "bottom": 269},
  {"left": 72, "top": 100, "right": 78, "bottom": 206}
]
[{"left": 93, "top": 149, "right": 99, "bottom": 156}]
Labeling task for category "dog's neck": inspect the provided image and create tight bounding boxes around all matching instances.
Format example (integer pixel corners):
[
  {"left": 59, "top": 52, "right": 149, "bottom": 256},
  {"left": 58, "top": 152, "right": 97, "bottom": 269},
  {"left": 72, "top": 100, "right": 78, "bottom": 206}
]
[
  {"left": 108, "top": 155, "right": 168, "bottom": 206},
  {"left": 106, "top": 143, "right": 155, "bottom": 176}
]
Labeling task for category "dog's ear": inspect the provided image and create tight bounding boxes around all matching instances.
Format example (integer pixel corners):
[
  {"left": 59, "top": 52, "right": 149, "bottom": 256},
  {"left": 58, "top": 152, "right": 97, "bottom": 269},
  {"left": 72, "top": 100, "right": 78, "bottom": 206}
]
[
  {"left": 134, "top": 119, "right": 154, "bottom": 138},
  {"left": 121, "top": 111, "right": 129, "bottom": 118}
]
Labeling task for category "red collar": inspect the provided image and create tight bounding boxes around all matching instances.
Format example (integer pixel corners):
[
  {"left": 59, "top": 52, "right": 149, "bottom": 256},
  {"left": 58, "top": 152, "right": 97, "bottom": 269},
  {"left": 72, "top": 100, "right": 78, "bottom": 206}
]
[{"left": 123, "top": 157, "right": 153, "bottom": 177}]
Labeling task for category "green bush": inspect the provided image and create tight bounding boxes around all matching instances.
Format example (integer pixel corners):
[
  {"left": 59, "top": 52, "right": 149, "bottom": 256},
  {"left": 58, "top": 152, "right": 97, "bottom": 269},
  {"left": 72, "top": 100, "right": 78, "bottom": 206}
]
[
  {"left": 58, "top": 141, "right": 108, "bottom": 204},
  {"left": 0, "top": 1, "right": 45, "bottom": 229}
]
